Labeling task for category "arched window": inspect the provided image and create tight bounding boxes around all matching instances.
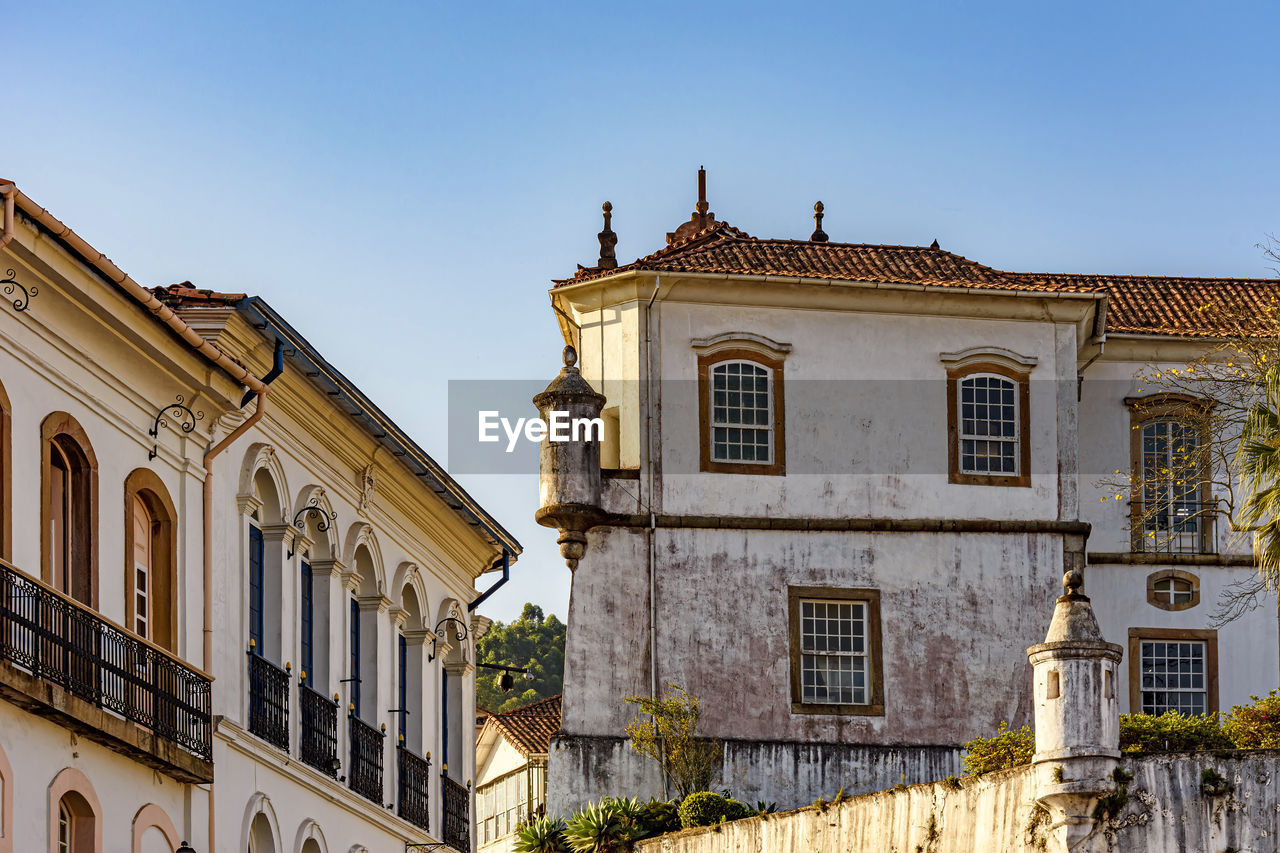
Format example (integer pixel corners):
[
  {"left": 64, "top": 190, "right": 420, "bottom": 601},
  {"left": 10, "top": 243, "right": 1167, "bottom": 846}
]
[
  {"left": 248, "top": 812, "right": 275, "bottom": 853},
  {"left": 696, "top": 347, "right": 787, "bottom": 476},
  {"left": 47, "top": 769, "right": 100, "bottom": 853},
  {"left": 42, "top": 414, "right": 98, "bottom": 606},
  {"left": 1127, "top": 396, "right": 1211, "bottom": 554},
  {"left": 124, "top": 470, "right": 178, "bottom": 650},
  {"left": 1147, "top": 569, "right": 1200, "bottom": 611},
  {"left": 942, "top": 350, "right": 1034, "bottom": 487}
]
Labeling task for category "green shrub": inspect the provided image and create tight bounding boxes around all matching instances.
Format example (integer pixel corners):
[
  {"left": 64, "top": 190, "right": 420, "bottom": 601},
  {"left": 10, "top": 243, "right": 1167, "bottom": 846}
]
[
  {"left": 722, "top": 799, "right": 753, "bottom": 821},
  {"left": 677, "top": 792, "right": 728, "bottom": 828},
  {"left": 962, "top": 721, "right": 1035, "bottom": 776},
  {"left": 1223, "top": 690, "right": 1280, "bottom": 749},
  {"left": 638, "top": 799, "right": 681, "bottom": 835},
  {"left": 563, "top": 800, "right": 646, "bottom": 852},
  {"left": 1119, "top": 712, "right": 1232, "bottom": 754},
  {"left": 515, "top": 817, "right": 571, "bottom": 853},
  {"left": 753, "top": 800, "right": 779, "bottom": 814}
]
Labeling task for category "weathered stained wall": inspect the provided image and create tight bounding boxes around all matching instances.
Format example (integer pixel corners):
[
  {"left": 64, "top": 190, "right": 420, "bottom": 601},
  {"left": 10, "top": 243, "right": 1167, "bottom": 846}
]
[
  {"left": 634, "top": 752, "right": 1280, "bottom": 853},
  {"left": 547, "top": 735, "right": 961, "bottom": 819},
  {"left": 562, "top": 526, "right": 1061, "bottom": 743}
]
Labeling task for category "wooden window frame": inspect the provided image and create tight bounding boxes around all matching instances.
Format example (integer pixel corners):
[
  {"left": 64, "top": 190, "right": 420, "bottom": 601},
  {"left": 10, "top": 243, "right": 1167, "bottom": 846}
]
[
  {"left": 1126, "top": 394, "right": 1213, "bottom": 554},
  {"left": 698, "top": 348, "right": 786, "bottom": 476},
  {"left": 41, "top": 413, "right": 99, "bottom": 608},
  {"left": 1145, "top": 569, "right": 1200, "bottom": 612},
  {"left": 946, "top": 362, "right": 1031, "bottom": 487},
  {"left": 1127, "top": 627, "right": 1218, "bottom": 714},
  {"left": 788, "top": 585, "right": 884, "bottom": 716},
  {"left": 123, "top": 469, "right": 178, "bottom": 650}
]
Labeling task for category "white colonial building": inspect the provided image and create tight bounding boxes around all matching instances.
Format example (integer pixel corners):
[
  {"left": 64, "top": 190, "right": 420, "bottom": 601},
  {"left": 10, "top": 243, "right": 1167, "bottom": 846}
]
[
  {"left": 535, "top": 173, "right": 1279, "bottom": 813},
  {"left": 0, "top": 179, "right": 519, "bottom": 853}
]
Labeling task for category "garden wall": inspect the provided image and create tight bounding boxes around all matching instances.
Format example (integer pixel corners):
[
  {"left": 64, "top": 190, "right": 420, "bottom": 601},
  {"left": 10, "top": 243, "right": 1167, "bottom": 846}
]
[{"left": 635, "top": 752, "right": 1280, "bottom": 853}]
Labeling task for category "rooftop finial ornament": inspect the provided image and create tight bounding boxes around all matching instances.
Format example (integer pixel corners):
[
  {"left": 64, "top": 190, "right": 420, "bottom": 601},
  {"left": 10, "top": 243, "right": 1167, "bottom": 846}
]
[
  {"left": 810, "top": 201, "right": 828, "bottom": 243},
  {"left": 597, "top": 202, "right": 618, "bottom": 269},
  {"left": 667, "top": 166, "right": 718, "bottom": 245}
]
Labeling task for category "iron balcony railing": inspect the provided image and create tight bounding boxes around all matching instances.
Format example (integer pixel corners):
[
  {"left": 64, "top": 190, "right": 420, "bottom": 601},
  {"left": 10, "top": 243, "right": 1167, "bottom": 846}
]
[
  {"left": 299, "top": 682, "right": 339, "bottom": 776},
  {"left": 247, "top": 650, "right": 290, "bottom": 750},
  {"left": 1132, "top": 499, "right": 1219, "bottom": 555},
  {"left": 349, "top": 713, "right": 385, "bottom": 803},
  {"left": 0, "top": 560, "right": 211, "bottom": 760},
  {"left": 397, "top": 743, "right": 432, "bottom": 831},
  {"left": 443, "top": 776, "right": 472, "bottom": 853}
]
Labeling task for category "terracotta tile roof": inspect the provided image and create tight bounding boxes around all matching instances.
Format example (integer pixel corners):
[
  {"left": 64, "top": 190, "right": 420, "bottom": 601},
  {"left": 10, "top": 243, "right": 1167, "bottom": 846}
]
[
  {"left": 485, "top": 694, "right": 561, "bottom": 757},
  {"left": 557, "top": 222, "right": 1280, "bottom": 338},
  {"left": 152, "top": 282, "right": 246, "bottom": 306}
]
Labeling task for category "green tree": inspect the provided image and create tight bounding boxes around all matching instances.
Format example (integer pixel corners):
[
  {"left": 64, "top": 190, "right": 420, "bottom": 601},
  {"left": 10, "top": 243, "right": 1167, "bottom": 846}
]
[
  {"left": 477, "top": 603, "right": 565, "bottom": 712},
  {"left": 623, "top": 683, "right": 723, "bottom": 798}
]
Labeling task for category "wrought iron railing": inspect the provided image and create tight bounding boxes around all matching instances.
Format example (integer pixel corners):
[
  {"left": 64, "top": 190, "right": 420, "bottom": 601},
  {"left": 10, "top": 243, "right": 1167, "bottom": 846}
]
[
  {"left": 443, "top": 775, "right": 471, "bottom": 852},
  {"left": 348, "top": 713, "right": 385, "bottom": 803},
  {"left": 1132, "top": 499, "right": 1219, "bottom": 555},
  {"left": 247, "top": 651, "right": 290, "bottom": 750},
  {"left": 299, "top": 683, "right": 339, "bottom": 776},
  {"left": 0, "top": 560, "right": 211, "bottom": 760},
  {"left": 397, "top": 743, "right": 431, "bottom": 831}
]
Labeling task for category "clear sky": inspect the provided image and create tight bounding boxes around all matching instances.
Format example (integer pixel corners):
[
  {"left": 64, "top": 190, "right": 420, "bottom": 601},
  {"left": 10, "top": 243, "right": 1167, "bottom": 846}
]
[{"left": 4, "top": 1, "right": 1278, "bottom": 623}]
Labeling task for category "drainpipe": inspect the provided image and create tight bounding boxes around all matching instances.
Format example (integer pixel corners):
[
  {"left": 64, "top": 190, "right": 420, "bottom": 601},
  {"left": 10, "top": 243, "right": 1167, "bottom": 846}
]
[
  {"left": 644, "top": 276, "right": 665, "bottom": 796},
  {"left": 0, "top": 184, "right": 15, "bottom": 251},
  {"left": 468, "top": 549, "right": 510, "bottom": 612}
]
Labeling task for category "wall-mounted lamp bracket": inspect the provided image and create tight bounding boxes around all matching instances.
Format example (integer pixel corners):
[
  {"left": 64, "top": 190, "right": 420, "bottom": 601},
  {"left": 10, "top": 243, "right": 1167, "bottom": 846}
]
[
  {"left": 288, "top": 496, "right": 336, "bottom": 558},
  {"left": 1, "top": 269, "right": 37, "bottom": 312},
  {"left": 148, "top": 394, "right": 203, "bottom": 460},
  {"left": 428, "top": 616, "right": 469, "bottom": 662}
]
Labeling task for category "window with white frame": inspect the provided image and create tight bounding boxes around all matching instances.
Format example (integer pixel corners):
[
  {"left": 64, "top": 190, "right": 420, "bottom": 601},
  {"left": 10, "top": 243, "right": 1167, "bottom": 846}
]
[
  {"left": 958, "top": 373, "right": 1019, "bottom": 475},
  {"left": 788, "top": 586, "right": 883, "bottom": 714},
  {"left": 1152, "top": 576, "right": 1194, "bottom": 606},
  {"left": 709, "top": 360, "right": 773, "bottom": 464}
]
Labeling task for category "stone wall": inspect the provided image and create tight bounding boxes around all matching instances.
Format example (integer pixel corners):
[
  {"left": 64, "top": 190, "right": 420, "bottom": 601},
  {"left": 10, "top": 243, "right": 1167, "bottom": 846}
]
[
  {"left": 548, "top": 735, "right": 961, "bottom": 818},
  {"left": 633, "top": 752, "right": 1280, "bottom": 853}
]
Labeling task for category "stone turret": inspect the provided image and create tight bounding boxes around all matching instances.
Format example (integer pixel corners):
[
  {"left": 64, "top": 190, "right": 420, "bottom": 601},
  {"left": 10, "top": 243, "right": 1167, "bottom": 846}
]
[
  {"left": 533, "top": 345, "right": 606, "bottom": 570},
  {"left": 1027, "top": 561, "right": 1123, "bottom": 852}
]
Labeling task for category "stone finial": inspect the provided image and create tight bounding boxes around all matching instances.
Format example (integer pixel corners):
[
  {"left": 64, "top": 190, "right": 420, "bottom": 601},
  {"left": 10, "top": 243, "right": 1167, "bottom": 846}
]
[
  {"left": 667, "top": 166, "right": 719, "bottom": 245},
  {"left": 597, "top": 202, "right": 618, "bottom": 270},
  {"left": 563, "top": 345, "right": 578, "bottom": 369},
  {"left": 930, "top": 238, "right": 940, "bottom": 250},
  {"left": 810, "top": 201, "right": 828, "bottom": 242}
]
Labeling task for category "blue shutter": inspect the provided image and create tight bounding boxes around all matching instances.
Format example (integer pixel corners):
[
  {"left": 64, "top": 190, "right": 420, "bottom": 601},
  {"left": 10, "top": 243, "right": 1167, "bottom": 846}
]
[
  {"left": 350, "top": 597, "right": 361, "bottom": 716},
  {"left": 248, "top": 525, "right": 264, "bottom": 653},
  {"left": 398, "top": 633, "right": 408, "bottom": 737},
  {"left": 300, "top": 561, "right": 313, "bottom": 683}
]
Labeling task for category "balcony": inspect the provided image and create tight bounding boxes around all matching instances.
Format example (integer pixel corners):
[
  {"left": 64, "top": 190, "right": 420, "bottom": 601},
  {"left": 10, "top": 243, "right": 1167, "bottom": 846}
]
[
  {"left": 0, "top": 560, "right": 212, "bottom": 783},
  {"left": 443, "top": 776, "right": 472, "bottom": 852},
  {"left": 1132, "top": 500, "right": 1218, "bottom": 556},
  {"left": 397, "top": 743, "right": 432, "bottom": 831},
  {"left": 299, "top": 682, "right": 339, "bottom": 776},
  {"left": 349, "top": 712, "right": 385, "bottom": 803},
  {"left": 247, "top": 651, "right": 290, "bottom": 750}
]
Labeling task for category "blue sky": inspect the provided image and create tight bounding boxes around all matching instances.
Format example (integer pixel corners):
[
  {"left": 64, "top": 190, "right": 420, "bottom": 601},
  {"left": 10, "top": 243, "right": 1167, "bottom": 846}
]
[{"left": 4, "top": 1, "right": 1278, "bottom": 622}]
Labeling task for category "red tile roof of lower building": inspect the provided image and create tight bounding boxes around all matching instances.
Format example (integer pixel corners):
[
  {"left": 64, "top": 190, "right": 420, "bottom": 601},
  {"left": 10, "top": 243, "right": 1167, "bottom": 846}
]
[{"left": 485, "top": 694, "right": 562, "bottom": 757}]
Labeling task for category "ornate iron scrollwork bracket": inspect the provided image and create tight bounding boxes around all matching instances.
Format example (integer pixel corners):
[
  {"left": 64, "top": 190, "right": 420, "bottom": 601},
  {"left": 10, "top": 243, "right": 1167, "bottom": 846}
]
[
  {"left": 148, "top": 395, "right": 203, "bottom": 460},
  {"left": 1, "top": 269, "right": 37, "bottom": 312},
  {"left": 427, "top": 616, "right": 469, "bottom": 662},
  {"left": 288, "top": 496, "right": 336, "bottom": 558}
]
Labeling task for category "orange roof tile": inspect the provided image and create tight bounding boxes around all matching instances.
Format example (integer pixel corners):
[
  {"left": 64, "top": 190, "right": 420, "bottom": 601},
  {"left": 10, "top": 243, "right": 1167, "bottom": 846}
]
[
  {"left": 485, "top": 694, "right": 561, "bottom": 757},
  {"left": 557, "top": 222, "right": 1280, "bottom": 338}
]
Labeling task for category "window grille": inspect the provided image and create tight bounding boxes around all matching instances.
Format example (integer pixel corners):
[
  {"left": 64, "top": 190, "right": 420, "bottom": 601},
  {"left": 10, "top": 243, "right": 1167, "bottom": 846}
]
[
  {"left": 1139, "top": 639, "right": 1207, "bottom": 715},
  {"left": 799, "top": 599, "right": 868, "bottom": 705},
  {"left": 958, "top": 374, "right": 1019, "bottom": 475},
  {"left": 710, "top": 361, "right": 772, "bottom": 464}
]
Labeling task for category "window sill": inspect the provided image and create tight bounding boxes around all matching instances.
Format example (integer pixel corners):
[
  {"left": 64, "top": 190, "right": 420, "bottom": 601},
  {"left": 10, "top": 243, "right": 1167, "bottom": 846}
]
[{"left": 791, "top": 701, "right": 884, "bottom": 717}]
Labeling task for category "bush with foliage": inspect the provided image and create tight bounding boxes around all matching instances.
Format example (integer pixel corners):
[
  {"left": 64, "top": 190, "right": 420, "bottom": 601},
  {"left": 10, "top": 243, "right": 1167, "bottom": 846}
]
[
  {"left": 962, "top": 721, "right": 1035, "bottom": 776},
  {"left": 677, "top": 792, "right": 729, "bottom": 828},
  {"left": 515, "top": 817, "right": 570, "bottom": 853},
  {"left": 1223, "top": 690, "right": 1280, "bottom": 748},
  {"left": 624, "top": 683, "right": 723, "bottom": 798},
  {"left": 1119, "top": 711, "right": 1233, "bottom": 754},
  {"left": 637, "top": 799, "right": 682, "bottom": 835}
]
